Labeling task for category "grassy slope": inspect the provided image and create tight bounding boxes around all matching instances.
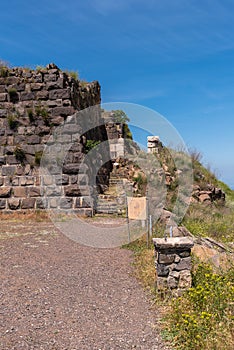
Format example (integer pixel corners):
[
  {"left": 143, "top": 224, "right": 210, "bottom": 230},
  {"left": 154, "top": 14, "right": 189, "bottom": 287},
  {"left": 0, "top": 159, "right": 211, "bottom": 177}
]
[{"left": 124, "top": 151, "right": 234, "bottom": 350}]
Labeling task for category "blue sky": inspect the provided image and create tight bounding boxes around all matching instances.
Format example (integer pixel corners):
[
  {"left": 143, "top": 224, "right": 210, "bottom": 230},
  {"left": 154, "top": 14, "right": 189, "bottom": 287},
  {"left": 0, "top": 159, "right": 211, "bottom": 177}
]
[{"left": 0, "top": 0, "right": 234, "bottom": 188}]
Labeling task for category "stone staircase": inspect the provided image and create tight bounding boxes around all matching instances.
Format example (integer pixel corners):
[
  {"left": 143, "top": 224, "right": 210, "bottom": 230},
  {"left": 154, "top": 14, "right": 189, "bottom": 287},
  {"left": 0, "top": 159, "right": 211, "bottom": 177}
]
[{"left": 95, "top": 175, "right": 128, "bottom": 215}]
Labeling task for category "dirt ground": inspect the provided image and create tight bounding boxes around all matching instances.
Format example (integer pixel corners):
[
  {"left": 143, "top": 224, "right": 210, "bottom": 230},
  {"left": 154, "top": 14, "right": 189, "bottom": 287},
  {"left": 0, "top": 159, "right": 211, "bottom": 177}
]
[{"left": 0, "top": 214, "right": 171, "bottom": 350}]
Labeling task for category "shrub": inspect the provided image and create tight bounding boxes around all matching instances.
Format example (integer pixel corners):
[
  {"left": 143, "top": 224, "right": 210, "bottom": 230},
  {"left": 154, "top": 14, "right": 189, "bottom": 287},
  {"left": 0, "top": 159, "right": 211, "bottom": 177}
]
[
  {"left": 84, "top": 140, "right": 100, "bottom": 153},
  {"left": 65, "top": 70, "right": 79, "bottom": 80},
  {"left": 36, "top": 65, "right": 46, "bottom": 72},
  {"left": 35, "top": 151, "right": 43, "bottom": 166},
  {"left": 27, "top": 108, "right": 34, "bottom": 122},
  {"left": 35, "top": 105, "right": 50, "bottom": 125},
  {"left": 0, "top": 66, "right": 9, "bottom": 77},
  {"left": 165, "top": 262, "right": 234, "bottom": 350},
  {"left": 0, "top": 60, "right": 9, "bottom": 77},
  {"left": 8, "top": 88, "right": 19, "bottom": 103},
  {"left": 14, "top": 146, "right": 26, "bottom": 164},
  {"left": 123, "top": 123, "right": 133, "bottom": 139},
  {"left": 7, "top": 114, "right": 18, "bottom": 130}
]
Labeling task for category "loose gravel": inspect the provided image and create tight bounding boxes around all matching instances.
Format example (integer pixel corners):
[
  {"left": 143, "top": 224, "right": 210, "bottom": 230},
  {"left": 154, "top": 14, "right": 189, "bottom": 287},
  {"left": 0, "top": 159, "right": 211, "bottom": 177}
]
[{"left": 0, "top": 219, "right": 172, "bottom": 350}]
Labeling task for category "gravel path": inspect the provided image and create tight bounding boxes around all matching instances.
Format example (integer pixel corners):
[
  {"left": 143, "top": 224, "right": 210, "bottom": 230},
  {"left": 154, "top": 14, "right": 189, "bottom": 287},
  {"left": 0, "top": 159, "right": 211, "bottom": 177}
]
[{"left": 0, "top": 218, "right": 171, "bottom": 350}]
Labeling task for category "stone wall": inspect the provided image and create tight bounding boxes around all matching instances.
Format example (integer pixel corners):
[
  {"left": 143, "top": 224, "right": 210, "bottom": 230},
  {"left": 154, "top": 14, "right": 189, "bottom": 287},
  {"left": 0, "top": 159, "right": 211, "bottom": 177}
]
[
  {"left": 0, "top": 63, "right": 111, "bottom": 214},
  {"left": 153, "top": 237, "right": 194, "bottom": 295}
]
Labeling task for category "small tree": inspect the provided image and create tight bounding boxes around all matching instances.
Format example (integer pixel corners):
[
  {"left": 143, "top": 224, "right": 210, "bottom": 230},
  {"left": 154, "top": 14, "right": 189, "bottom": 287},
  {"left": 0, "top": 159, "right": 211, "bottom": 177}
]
[{"left": 111, "top": 110, "right": 130, "bottom": 124}]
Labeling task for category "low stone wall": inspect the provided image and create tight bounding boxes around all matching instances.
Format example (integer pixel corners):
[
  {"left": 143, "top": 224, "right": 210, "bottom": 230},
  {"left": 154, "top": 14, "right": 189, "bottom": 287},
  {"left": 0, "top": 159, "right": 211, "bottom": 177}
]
[{"left": 153, "top": 237, "right": 194, "bottom": 295}]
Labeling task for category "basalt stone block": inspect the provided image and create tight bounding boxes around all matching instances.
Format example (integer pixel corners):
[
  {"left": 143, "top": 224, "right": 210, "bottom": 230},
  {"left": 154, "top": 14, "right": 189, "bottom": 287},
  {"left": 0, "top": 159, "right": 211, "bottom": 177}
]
[
  {"left": 0, "top": 199, "right": 6, "bottom": 209},
  {"left": 21, "top": 198, "right": 36, "bottom": 209},
  {"left": 14, "top": 135, "right": 26, "bottom": 144},
  {"left": 170, "top": 270, "right": 180, "bottom": 279},
  {"left": 46, "top": 186, "right": 61, "bottom": 197},
  {"left": 36, "top": 198, "right": 47, "bottom": 209},
  {"left": 22, "top": 145, "right": 36, "bottom": 155},
  {"left": 6, "top": 76, "right": 18, "bottom": 85},
  {"left": 2, "top": 165, "right": 16, "bottom": 176},
  {"left": 55, "top": 175, "right": 69, "bottom": 185},
  {"left": 8, "top": 198, "right": 20, "bottom": 210},
  {"left": 0, "top": 85, "right": 6, "bottom": 93},
  {"left": 30, "top": 83, "right": 44, "bottom": 91},
  {"left": 167, "top": 275, "right": 178, "bottom": 289},
  {"left": 27, "top": 135, "right": 40, "bottom": 144},
  {"left": 52, "top": 106, "right": 75, "bottom": 117},
  {"left": 49, "top": 197, "right": 58, "bottom": 208},
  {"left": 78, "top": 185, "right": 90, "bottom": 196},
  {"left": 158, "top": 254, "right": 175, "bottom": 264},
  {"left": 60, "top": 197, "right": 73, "bottom": 209},
  {"left": 0, "top": 93, "right": 8, "bottom": 102},
  {"left": 36, "top": 90, "right": 49, "bottom": 100},
  {"left": 75, "top": 196, "right": 92, "bottom": 208},
  {"left": 10, "top": 83, "right": 25, "bottom": 92},
  {"left": 48, "top": 166, "right": 61, "bottom": 175},
  {"left": 174, "top": 257, "right": 192, "bottom": 271},
  {"left": 157, "top": 263, "right": 169, "bottom": 277},
  {"left": 20, "top": 91, "right": 35, "bottom": 101},
  {"left": 6, "top": 155, "right": 20, "bottom": 165},
  {"left": 0, "top": 187, "right": 11, "bottom": 197},
  {"left": 63, "top": 163, "right": 81, "bottom": 174},
  {"left": 0, "top": 156, "right": 5, "bottom": 165},
  {"left": 73, "top": 152, "right": 83, "bottom": 163},
  {"left": 12, "top": 177, "right": 19, "bottom": 186},
  {"left": 15, "top": 166, "right": 24, "bottom": 176},
  {"left": 153, "top": 237, "right": 194, "bottom": 250},
  {"left": 0, "top": 109, "right": 7, "bottom": 117},
  {"left": 46, "top": 78, "right": 64, "bottom": 90},
  {"left": 71, "top": 175, "right": 78, "bottom": 184},
  {"left": 42, "top": 176, "right": 53, "bottom": 186},
  {"left": 4, "top": 146, "right": 15, "bottom": 155},
  {"left": 50, "top": 116, "right": 64, "bottom": 125},
  {"left": 13, "top": 187, "right": 27, "bottom": 197},
  {"left": 179, "top": 250, "right": 191, "bottom": 258},
  {"left": 21, "top": 175, "right": 34, "bottom": 186},
  {"left": 28, "top": 187, "right": 41, "bottom": 197},
  {"left": 0, "top": 136, "right": 7, "bottom": 145},
  {"left": 64, "top": 185, "right": 81, "bottom": 197},
  {"left": 44, "top": 74, "right": 57, "bottom": 82},
  {"left": 33, "top": 74, "right": 43, "bottom": 83},
  {"left": 178, "top": 270, "right": 192, "bottom": 289}
]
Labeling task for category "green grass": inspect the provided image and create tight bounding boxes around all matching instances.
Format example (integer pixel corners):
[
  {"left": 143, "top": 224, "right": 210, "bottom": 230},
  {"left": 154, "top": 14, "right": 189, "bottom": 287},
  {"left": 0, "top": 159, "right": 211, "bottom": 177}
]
[{"left": 64, "top": 70, "right": 79, "bottom": 80}]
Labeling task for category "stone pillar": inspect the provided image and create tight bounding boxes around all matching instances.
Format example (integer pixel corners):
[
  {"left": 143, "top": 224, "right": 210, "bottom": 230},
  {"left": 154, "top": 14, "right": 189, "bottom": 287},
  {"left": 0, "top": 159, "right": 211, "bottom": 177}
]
[
  {"left": 147, "top": 136, "right": 160, "bottom": 154},
  {"left": 153, "top": 237, "right": 194, "bottom": 295}
]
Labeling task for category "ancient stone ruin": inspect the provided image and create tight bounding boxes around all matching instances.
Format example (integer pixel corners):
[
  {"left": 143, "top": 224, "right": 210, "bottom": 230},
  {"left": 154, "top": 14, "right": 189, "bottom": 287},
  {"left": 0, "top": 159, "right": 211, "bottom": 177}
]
[
  {"left": 0, "top": 63, "right": 111, "bottom": 214},
  {"left": 153, "top": 237, "right": 194, "bottom": 295},
  {"left": 147, "top": 136, "right": 162, "bottom": 154}
]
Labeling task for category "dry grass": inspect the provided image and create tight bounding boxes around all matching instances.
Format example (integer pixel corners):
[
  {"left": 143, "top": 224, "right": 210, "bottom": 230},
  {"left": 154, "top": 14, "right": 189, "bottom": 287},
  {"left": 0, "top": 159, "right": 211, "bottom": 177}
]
[{"left": 183, "top": 203, "right": 234, "bottom": 244}]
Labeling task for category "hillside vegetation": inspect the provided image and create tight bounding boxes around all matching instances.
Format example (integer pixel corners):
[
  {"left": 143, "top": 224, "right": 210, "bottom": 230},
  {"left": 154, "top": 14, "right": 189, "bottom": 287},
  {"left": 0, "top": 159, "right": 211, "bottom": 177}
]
[{"left": 125, "top": 146, "right": 234, "bottom": 350}]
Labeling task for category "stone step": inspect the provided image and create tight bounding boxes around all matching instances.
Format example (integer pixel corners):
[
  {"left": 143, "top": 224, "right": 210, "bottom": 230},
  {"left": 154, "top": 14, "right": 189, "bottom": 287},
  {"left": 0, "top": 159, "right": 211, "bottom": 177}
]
[
  {"left": 97, "top": 204, "right": 117, "bottom": 209},
  {"left": 98, "top": 194, "right": 117, "bottom": 201},
  {"left": 95, "top": 208, "right": 118, "bottom": 214}
]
